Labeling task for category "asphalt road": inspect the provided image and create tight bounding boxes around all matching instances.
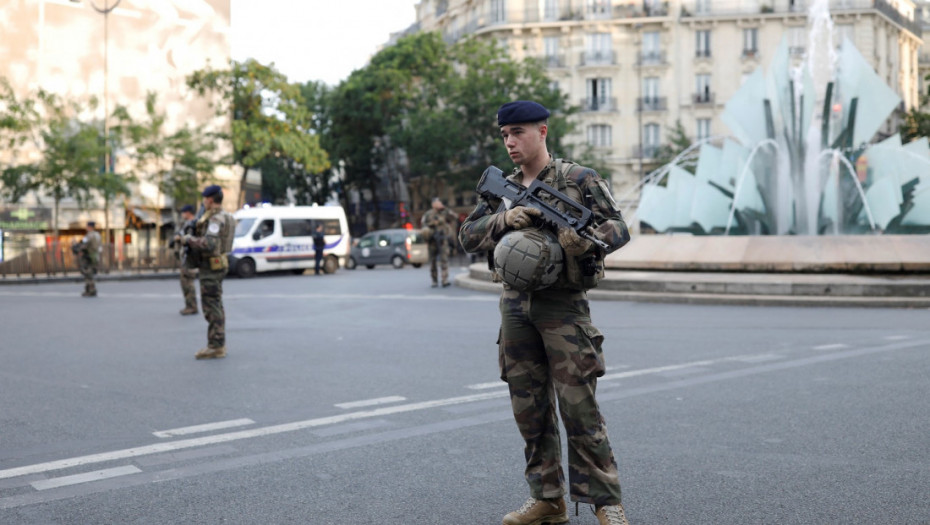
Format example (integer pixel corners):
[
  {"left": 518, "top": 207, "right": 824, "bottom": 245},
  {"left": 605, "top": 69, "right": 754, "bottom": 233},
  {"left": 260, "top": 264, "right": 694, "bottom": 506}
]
[{"left": 1, "top": 265, "right": 928, "bottom": 524}]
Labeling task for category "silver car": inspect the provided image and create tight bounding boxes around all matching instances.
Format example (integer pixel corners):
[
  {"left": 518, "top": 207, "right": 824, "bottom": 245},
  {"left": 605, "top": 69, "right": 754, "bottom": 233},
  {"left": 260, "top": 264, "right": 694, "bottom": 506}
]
[{"left": 346, "top": 229, "right": 428, "bottom": 269}]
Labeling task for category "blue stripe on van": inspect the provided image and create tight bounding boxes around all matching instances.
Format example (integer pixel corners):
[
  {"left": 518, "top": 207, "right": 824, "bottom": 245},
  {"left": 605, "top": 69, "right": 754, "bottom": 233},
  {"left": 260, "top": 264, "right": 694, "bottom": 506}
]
[{"left": 232, "top": 236, "right": 345, "bottom": 255}]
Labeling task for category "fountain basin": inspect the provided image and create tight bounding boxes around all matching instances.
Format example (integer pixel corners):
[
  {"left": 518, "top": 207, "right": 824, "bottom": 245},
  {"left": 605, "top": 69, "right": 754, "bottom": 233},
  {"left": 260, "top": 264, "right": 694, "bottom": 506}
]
[{"left": 605, "top": 235, "right": 930, "bottom": 273}]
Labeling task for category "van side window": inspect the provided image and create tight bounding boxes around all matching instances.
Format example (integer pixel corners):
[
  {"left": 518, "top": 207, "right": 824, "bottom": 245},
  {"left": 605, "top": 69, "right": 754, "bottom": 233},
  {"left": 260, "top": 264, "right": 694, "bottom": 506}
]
[
  {"left": 377, "top": 234, "right": 391, "bottom": 247},
  {"left": 281, "top": 219, "right": 314, "bottom": 237},
  {"left": 258, "top": 220, "right": 274, "bottom": 239},
  {"left": 313, "top": 219, "right": 342, "bottom": 235},
  {"left": 358, "top": 235, "right": 374, "bottom": 248},
  {"left": 391, "top": 233, "right": 405, "bottom": 245}
]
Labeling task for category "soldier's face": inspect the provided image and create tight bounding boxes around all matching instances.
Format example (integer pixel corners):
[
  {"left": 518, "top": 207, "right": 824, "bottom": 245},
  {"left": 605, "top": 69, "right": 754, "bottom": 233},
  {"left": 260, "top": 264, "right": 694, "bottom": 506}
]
[{"left": 501, "top": 123, "right": 547, "bottom": 166}]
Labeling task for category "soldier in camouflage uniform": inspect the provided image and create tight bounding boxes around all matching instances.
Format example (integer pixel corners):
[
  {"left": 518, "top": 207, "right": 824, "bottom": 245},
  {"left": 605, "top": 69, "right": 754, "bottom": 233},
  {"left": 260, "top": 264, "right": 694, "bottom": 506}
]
[
  {"left": 76, "top": 221, "right": 102, "bottom": 297},
  {"left": 182, "top": 185, "right": 236, "bottom": 360},
  {"left": 459, "top": 101, "right": 632, "bottom": 525},
  {"left": 173, "top": 204, "right": 199, "bottom": 315},
  {"left": 420, "top": 197, "right": 457, "bottom": 287}
]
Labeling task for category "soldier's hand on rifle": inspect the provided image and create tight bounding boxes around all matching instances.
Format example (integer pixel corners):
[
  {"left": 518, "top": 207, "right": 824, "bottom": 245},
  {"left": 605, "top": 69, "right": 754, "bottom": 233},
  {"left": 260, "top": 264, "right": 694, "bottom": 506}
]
[
  {"left": 558, "top": 227, "right": 594, "bottom": 256},
  {"left": 504, "top": 206, "right": 541, "bottom": 230}
]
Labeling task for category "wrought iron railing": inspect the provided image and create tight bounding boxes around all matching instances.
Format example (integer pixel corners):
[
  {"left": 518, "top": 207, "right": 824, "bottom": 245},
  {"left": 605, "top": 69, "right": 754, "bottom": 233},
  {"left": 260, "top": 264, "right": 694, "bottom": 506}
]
[{"left": 0, "top": 243, "right": 179, "bottom": 279}]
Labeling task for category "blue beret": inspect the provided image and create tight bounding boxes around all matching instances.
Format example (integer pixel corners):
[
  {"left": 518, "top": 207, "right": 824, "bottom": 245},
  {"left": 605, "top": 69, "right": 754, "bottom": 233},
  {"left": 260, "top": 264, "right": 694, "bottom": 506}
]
[
  {"left": 180, "top": 204, "right": 195, "bottom": 214},
  {"left": 87, "top": 221, "right": 96, "bottom": 227},
  {"left": 201, "top": 185, "right": 222, "bottom": 198},
  {"left": 497, "top": 101, "right": 550, "bottom": 127}
]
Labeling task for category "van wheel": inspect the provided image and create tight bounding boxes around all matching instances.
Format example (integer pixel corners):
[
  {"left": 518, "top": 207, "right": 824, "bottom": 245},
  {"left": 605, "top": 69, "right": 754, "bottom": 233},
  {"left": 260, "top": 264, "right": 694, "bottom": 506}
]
[
  {"left": 236, "top": 257, "right": 256, "bottom": 278},
  {"left": 365, "top": 264, "right": 375, "bottom": 269},
  {"left": 324, "top": 255, "right": 338, "bottom": 274},
  {"left": 346, "top": 256, "right": 357, "bottom": 270},
  {"left": 412, "top": 263, "right": 422, "bottom": 268},
  {"left": 391, "top": 255, "right": 405, "bottom": 269}
]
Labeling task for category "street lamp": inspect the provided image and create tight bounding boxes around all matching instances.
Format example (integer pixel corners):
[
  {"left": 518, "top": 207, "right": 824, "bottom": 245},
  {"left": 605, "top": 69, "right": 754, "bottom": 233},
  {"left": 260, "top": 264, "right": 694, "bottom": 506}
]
[{"left": 70, "top": 0, "right": 122, "bottom": 267}]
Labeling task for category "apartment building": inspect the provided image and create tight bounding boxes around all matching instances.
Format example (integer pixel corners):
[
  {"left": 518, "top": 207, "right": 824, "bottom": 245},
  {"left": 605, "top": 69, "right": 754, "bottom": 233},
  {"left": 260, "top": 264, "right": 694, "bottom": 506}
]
[
  {"left": 0, "top": 0, "right": 232, "bottom": 258},
  {"left": 413, "top": 0, "right": 923, "bottom": 208}
]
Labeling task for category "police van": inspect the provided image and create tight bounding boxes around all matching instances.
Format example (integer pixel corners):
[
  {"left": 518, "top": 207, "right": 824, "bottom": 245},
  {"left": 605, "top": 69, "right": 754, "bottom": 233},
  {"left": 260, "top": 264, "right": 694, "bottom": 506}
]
[{"left": 230, "top": 205, "right": 350, "bottom": 277}]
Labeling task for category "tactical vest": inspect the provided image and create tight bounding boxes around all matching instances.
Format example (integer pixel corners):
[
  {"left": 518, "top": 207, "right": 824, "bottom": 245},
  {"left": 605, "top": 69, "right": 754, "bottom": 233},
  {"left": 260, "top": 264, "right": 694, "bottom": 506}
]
[{"left": 493, "top": 158, "right": 606, "bottom": 291}]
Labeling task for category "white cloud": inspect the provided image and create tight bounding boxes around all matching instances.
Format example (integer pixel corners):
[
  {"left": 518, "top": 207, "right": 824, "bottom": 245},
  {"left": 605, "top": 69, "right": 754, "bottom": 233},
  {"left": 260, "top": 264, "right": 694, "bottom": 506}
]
[{"left": 230, "top": 0, "right": 419, "bottom": 87}]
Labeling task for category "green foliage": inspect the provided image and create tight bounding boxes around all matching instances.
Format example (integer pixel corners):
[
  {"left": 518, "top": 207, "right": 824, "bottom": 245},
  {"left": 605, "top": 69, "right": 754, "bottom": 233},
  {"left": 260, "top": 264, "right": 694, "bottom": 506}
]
[
  {"left": 111, "top": 92, "right": 217, "bottom": 209},
  {"left": 899, "top": 107, "right": 930, "bottom": 144},
  {"left": 653, "top": 120, "right": 693, "bottom": 173},
  {"left": 186, "top": 59, "right": 330, "bottom": 204}
]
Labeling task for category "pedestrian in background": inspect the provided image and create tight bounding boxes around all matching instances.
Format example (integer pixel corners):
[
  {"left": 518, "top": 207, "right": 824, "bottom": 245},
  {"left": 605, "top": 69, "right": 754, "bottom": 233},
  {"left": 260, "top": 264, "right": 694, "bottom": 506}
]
[
  {"left": 459, "top": 101, "right": 632, "bottom": 525},
  {"left": 75, "top": 221, "right": 101, "bottom": 297},
  {"left": 173, "top": 204, "right": 199, "bottom": 315},
  {"left": 420, "top": 197, "right": 457, "bottom": 288},
  {"left": 181, "top": 185, "right": 236, "bottom": 360},
  {"left": 313, "top": 223, "right": 326, "bottom": 275}
]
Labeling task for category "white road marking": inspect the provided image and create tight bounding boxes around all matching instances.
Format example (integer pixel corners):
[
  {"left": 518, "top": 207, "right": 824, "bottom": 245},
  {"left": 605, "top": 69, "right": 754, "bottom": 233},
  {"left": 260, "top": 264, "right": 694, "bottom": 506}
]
[
  {"left": 30, "top": 466, "right": 141, "bottom": 491},
  {"left": 884, "top": 335, "right": 910, "bottom": 341},
  {"left": 812, "top": 343, "right": 849, "bottom": 351},
  {"left": 600, "top": 354, "right": 772, "bottom": 381},
  {"left": 466, "top": 381, "right": 507, "bottom": 390},
  {"left": 0, "top": 290, "right": 497, "bottom": 302},
  {"left": 153, "top": 419, "right": 255, "bottom": 438},
  {"left": 334, "top": 396, "right": 406, "bottom": 409}
]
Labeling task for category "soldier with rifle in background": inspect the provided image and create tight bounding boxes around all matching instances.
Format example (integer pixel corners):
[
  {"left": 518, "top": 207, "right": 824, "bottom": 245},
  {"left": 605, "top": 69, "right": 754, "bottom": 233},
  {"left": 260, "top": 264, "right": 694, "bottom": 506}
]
[
  {"left": 420, "top": 197, "right": 457, "bottom": 288},
  {"left": 72, "top": 221, "right": 101, "bottom": 297},
  {"left": 172, "top": 204, "right": 200, "bottom": 315}
]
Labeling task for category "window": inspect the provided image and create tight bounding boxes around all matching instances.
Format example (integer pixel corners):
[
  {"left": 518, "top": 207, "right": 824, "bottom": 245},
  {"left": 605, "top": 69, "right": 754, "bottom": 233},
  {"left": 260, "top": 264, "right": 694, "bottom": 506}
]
[
  {"left": 695, "top": 0, "right": 711, "bottom": 14},
  {"left": 490, "top": 0, "right": 506, "bottom": 23},
  {"left": 642, "top": 31, "right": 661, "bottom": 63},
  {"left": 697, "top": 118, "right": 711, "bottom": 142},
  {"left": 643, "top": 76, "right": 659, "bottom": 102},
  {"left": 586, "top": 77, "right": 612, "bottom": 110},
  {"left": 315, "top": 219, "right": 341, "bottom": 235},
  {"left": 281, "top": 219, "right": 314, "bottom": 237},
  {"left": 585, "top": 32, "right": 612, "bottom": 64},
  {"left": 234, "top": 218, "right": 256, "bottom": 238},
  {"left": 643, "top": 123, "right": 660, "bottom": 157},
  {"left": 695, "top": 73, "right": 711, "bottom": 102},
  {"left": 696, "top": 30, "right": 711, "bottom": 57},
  {"left": 586, "top": 0, "right": 610, "bottom": 18},
  {"left": 587, "top": 124, "right": 612, "bottom": 147},
  {"left": 743, "top": 28, "right": 758, "bottom": 56},
  {"left": 257, "top": 219, "right": 274, "bottom": 239},
  {"left": 542, "top": 0, "right": 559, "bottom": 20},
  {"left": 544, "top": 36, "right": 561, "bottom": 66},
  {"left": 376, "top": 233, "right": 392, "bottom": 248},
  {"left": 788, "top": 27, "right": 805, "bottom": 56}
]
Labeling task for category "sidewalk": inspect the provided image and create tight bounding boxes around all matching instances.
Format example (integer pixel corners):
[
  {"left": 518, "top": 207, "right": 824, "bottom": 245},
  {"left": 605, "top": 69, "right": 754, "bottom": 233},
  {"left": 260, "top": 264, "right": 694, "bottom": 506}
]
[
  {"left": 0, "top": 269, "right": 180, "bottom": 285},
  {"left": 454, "top": 263, "right": 930, "bottom": 308}
]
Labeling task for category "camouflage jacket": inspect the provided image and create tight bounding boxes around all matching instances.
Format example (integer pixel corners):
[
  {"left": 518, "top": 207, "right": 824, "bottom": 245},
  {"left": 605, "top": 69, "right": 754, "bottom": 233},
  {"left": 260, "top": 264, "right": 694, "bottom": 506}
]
[
  {"left": 459, "top": 157, "right": 630, "bottom": 287},
  {"left": 80, "top": 231, "right": 102, "bottom": 265},
  {"left": 187, "top": 208, "right": 234, "bottom": 259},
  {"left": 421, "top": 207, "right": 457, "bottom": 245}
]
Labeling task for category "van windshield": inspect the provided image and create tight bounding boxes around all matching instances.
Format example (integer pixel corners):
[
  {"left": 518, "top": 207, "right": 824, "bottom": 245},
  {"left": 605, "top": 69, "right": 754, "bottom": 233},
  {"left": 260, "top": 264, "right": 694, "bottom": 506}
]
[{"left": 234, "top": 218, "right": 255, "bottom": 237}]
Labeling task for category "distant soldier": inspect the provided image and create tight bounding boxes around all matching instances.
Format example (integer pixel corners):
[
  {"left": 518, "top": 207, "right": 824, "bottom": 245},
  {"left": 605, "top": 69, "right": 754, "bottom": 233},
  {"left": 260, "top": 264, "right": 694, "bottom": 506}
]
[
  {"left": 75, "top": 221, "right": 101, "bottom": 297},
  {"left": 420, "top": 197, "right": 457, "bottom": 288},
  {"left": 181, "top": 185, "right": 236, "bottom": 360},
  {"left": 312, "top": 223, "right": 326, "bottom": 275},
  {"left": 172, "top": 204, "right": 199, "bottom": 315}
]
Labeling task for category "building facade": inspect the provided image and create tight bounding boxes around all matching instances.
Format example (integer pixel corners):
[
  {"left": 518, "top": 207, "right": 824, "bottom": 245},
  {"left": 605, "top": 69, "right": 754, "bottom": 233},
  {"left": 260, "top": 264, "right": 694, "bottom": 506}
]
[
  {"left": 0, "top": 0, "right": 233, "bottom": 261},
  {"left": 413, "top": 0, "right": 923, "bottom": 211}
]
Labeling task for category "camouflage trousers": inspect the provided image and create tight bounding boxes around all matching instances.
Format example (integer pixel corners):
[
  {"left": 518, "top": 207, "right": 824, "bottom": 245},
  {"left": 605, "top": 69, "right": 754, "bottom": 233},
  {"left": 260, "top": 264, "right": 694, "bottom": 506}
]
[
  {"left": 199, "top": 268, "right": 227, "bottom": 348},
  {"left": 498, "top": 287, "right": 622, "bottom": 506},
  {"left": 80, "top": 259, "right": 97, "bottom": 294},
  {"left": 180, "top": 266, "right": 198, "bottom": 309},
  {"left": 429, "top": 243, "right": 449, "bottom": 284}
]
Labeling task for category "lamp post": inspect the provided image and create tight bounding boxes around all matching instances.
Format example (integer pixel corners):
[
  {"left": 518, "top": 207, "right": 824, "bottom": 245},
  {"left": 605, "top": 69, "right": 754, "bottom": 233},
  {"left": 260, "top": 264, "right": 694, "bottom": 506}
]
[{"left": 70, "top": 0, "right": 122, "bottom": 267}]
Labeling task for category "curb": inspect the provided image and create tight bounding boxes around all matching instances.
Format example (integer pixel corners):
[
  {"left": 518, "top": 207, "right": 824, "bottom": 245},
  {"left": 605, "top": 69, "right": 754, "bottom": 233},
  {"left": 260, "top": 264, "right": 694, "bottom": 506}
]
[
  {"left": 454, "top": 264, "right": 930, "bottom": 308},
  {"left": 0, "top": 271, "right": 181, "bottom": 285}
]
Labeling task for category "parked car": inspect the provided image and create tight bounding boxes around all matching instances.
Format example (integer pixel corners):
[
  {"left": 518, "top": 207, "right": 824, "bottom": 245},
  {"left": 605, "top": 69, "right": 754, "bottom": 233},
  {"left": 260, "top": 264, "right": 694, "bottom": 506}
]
[{"left": 346, "top": 229, "right": 427, "bottom": 269}]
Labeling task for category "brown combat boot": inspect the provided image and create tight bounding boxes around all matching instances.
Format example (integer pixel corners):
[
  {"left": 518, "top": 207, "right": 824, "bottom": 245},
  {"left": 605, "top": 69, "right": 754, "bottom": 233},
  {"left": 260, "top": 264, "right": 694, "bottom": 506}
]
[
  {"left": 195, "top": 346, "right": 226, "bottom": 360},
  {"left": 179, "top": 307, "right": 199, "bottom": 315},
  {"left": 594, "top": 503, "right": 630, "bottom": 525},
  {"left": 502, "top": 497, "right": 568, "bottom": 525}
]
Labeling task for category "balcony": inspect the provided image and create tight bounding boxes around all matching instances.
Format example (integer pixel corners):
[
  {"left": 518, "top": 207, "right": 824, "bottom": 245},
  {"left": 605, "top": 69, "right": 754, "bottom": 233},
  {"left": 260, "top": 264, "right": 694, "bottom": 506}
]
[
  {"left": 637, "top": 97, "right": 668, "bottom": 112},
  {"left": 695, "top": 49, "right": 712, "bottom": 59},
  {"left": 583, "top": 97, "right": 619, "bottom": 112},
  {"left": 580, "top": 50, "right": 616, "bottom": 66},
  {"left": 693, "top": 92, "right": 716, "bottom": 105},
  {"left": 523, "top": 4, "right": 576, "bottom": 22},
  {"left": 637, "top": 50, "right": 667, "bottom": 66},
  {"left": 789, "top": 46, "right": 806, "bottom": 56},
  {"left": 542, "top": 54, "right": 567, "bottom": 68},
  {"left": 742, "top": 48, "right": 760, "bottom": 60}
]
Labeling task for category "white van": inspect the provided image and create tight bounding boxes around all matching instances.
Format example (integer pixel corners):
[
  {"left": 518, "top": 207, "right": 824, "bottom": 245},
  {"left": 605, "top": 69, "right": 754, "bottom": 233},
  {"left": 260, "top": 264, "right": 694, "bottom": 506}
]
[{"left": 230, "top": 205, "right": 350, "bottom": 277}]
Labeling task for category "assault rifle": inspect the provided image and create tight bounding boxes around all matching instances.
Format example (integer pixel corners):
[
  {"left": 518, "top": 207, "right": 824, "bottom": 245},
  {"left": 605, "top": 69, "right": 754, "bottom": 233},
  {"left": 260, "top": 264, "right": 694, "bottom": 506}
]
[
  {"left": 178, "top": 203, "right": 205, "bottom": 267},
  {"left": 476, "top": 166, "right": 609, "bottom": 251}
]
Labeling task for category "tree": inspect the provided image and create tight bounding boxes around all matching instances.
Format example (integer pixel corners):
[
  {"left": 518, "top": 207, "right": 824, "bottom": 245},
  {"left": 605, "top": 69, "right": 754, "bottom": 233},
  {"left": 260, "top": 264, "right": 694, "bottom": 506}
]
[
  {"left": 652, "top": 120, "right": 694, "bottom": 174},
  {"left": 899, "top": 107, "right": 930, "bottom": 143},
  {"left": 186, "top": 59, "right": 330, "bottom": 206},
  {"left": 0, "top": 78, "right": 40, "bottom": 203},
  {"left": 112, "top": 92, "right": 218, "bottom": 224},
  {"left": 1, "top": 90, "right": 104, "bottom": 237}
]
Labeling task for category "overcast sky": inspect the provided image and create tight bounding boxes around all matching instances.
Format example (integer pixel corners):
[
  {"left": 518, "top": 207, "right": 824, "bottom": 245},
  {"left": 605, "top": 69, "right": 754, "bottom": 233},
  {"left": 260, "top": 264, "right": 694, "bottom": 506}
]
[{"left": 230, "top": 0, "right": 420, "bottom": 87}]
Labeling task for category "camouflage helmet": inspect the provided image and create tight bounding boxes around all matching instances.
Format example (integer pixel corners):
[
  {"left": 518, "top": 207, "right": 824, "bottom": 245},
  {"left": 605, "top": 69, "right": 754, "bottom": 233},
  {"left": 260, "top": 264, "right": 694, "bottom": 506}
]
[{"left": 493, "top": 227, "right": 564, "bottom": 291}]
